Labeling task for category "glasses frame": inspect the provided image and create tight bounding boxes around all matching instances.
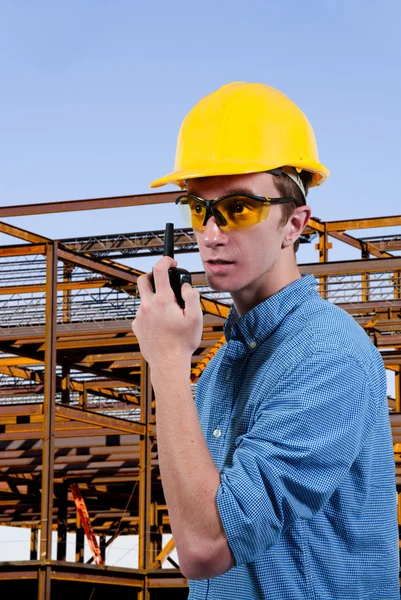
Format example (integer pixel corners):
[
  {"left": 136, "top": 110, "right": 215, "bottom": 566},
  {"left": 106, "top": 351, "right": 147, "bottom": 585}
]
[{"left": 175, "top": 193, "right": 300, "bottom": 229}]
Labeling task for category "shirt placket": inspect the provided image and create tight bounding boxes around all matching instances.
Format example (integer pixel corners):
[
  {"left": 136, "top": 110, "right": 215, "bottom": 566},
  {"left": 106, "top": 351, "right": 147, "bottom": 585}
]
[{"left": 208, "top": 338, "right": 247, "bottom": 470}]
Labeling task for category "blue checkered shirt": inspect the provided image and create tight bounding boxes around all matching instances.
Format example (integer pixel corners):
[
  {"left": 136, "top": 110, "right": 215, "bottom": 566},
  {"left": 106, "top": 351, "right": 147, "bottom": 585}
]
[{"left": 189, "top": 275, "right": 398, "bottom": 599}]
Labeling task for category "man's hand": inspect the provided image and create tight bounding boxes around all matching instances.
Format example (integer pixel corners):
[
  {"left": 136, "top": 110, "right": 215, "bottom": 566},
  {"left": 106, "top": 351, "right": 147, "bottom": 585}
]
[
  {"left": 132, "top": 256, "right": 203, "bottom": 370},
  {"left": 132, "top": 256, "right": 233, "bottom": 579}
]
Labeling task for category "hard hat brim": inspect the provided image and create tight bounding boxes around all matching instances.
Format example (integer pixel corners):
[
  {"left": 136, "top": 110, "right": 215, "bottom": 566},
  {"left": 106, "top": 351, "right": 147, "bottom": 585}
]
[{"left": 150, "top": 161, "right": 330, "bottom": 190}]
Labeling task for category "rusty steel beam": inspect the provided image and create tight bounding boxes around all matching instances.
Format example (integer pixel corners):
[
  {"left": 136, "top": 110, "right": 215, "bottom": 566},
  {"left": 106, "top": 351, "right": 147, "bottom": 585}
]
[
  {"left": 56, "top": 482, "right": 68, "bottom": 561},
  {"left": 0, "top": 279, "right": 111, "bottom": 296},
  {"left": 54, "top": 405, "right": 146, "bottom": 435},
  {"left": 0, "top": 316, "right": 223, "bottom": 346},
  {"left": 151, "top": 537, "right": 176, "bottom": 569},
  {"left": 0, "top": 191, "right": 180, "bottom": 218},
  {"left": 191, "top": 336, "right": 226, "bottom": 382},
  {"left": 0, "top": 244, "right": 46, "bottom": 257},
  {"left": 199, "top": 296, "right": 230, "bottom": 319},
  {"left": 0, "top": 427, "right": 143, "bottom": 442},
  {"left": 0, "top": 341, "right": 141, "bottom": 391},
  {"left": 70, "top": 483, "right": 103, "bottom": 565},
  {"left": 0, "top": 231, "right": 141, "bottom": 302},
  {"left": 50, "top": 563, "right": 145, "bottom": 587},
  {"left": 0, "top": 364, "right": 139, "bottom": 404},
  {"left": 0, "top": 443, "right": 141, "bottom": 461},
  {"left": 0, "top": 411, "right": 138, "bottom": 430},
  {"left": 30, "top": 528, "right": 39, "bottom": 560},
  {"left": 76, "top": 352, "right": 141, "bottom": 365},
  {"left": 58, "top": 246, "right": 142, "bottom": 284},
  {"left": 38, "top": 242, "right": 58, "bottom": 600},
  {"left": 0, "top": 221, "right": 51, "bottom": 244},
  {"left": 396, "top": 372, "right": 401, "bottom": 412},
  {"left": 138, "top": 357, "right": 153, "bottom": 571},
  {"left": 0, "top": 454, "right": 141, "bottom": 470},
  {"left": 328, "top": 231, "right": 394, "bottom": 259},
  {"left": 0, "top": 357, "right": 43, "bottom": 367},
  {"left": 336, "top": 299, "right": 401, "bottom": 314},
  {"left": 0, "top": 433, "right": 138, "bottom": 451},
  {"left": 61, "top": 227, "right": 197, "bottom": 256},
  {"left": 138, "top": 358, "right": 152, "bottom": 571},
  {"left": 374, "top": 334, "right": 401, "bottom": 348},
  {"left": 0, "top": 319, "right": 133, "bottom": 340},
  {"left": 60, "top": 227, "right": 313, "bottom": 258},
  {"left": 305, "top": 217, "right": 325, "bottom": 234},
  {"left": 361, "top": 235, "right": 401, "bottom": 252},
  {"left": 300, "top": 256, "right": 401, "bottom": 276},
  {"left": 326, "top": 215, "right": 401, "bottom": 231}
]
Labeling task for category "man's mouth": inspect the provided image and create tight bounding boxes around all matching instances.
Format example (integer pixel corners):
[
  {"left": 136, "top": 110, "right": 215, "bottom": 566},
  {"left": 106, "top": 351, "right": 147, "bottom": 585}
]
[
  {"left": 207, "top": 259, "right": 234, "bottom": 264},
  {"left": 204, "top": 259, "right": 235, "bottom": 274}
]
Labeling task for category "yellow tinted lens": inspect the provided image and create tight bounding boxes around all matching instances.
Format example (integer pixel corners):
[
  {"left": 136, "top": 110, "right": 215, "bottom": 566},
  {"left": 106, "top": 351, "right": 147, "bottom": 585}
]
[
  {"left": 218, "top": 196, "right": 270, "bottom": 229},
  {"left": 178, "top": 198, "right": 206, "bottom": 229}
]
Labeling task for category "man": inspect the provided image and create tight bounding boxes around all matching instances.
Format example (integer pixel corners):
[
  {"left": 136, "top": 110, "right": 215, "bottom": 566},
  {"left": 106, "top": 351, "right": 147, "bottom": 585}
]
[{"left": 132, "top": 83, "right": 398, "bottom": 599}]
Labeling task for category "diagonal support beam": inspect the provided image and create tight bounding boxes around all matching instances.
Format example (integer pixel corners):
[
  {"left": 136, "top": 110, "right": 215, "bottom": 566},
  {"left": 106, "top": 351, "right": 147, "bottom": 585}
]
[
  {"left": 0, "top": 221, "right": 51, "bottom": 244},
  {"left": 150, "top": 537, "right": 176, "bottom": 568},
  {"left": 199, "top": 297, "right": 230, "bottom": 319},
  {"left": 328, "top": 231, "right": 394, "bottom": 259},
  {"left": 71, "top": 483, "right": 103, "bottom": 565},
  {"left": 55, "top": 404, "right": 146, "bottom": 435},
  {"left": 191, "top": 336, "right": 226, "bottom": 382}
]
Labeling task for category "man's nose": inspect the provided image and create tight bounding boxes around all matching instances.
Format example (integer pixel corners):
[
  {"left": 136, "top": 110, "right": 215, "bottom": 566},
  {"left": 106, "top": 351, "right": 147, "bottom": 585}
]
[{"left": 200, "top": 216, "right": 228, "bottom": 247}]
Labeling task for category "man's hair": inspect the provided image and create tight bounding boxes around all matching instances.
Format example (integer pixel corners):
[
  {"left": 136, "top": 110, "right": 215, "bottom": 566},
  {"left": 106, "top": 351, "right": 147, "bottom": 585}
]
[{"left": 274, "top": 170, "right": 313, "bottom": 253}]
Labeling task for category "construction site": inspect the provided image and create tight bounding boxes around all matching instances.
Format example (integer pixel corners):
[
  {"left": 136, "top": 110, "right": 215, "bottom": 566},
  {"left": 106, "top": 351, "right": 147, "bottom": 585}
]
[{"left": 0, "top": 190, "right": 399, "bottom": 599}]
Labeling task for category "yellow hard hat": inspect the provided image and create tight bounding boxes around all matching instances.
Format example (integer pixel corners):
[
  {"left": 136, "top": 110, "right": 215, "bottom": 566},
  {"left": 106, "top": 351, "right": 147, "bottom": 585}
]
[{"left": 150, "top": 82, "right": 329, "bottom": 190}]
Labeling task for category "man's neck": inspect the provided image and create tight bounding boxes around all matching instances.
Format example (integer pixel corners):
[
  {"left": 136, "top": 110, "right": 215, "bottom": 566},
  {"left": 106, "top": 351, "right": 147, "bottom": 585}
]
[{"left": 231, "top": 261, "right": 301, "bottom": 317}]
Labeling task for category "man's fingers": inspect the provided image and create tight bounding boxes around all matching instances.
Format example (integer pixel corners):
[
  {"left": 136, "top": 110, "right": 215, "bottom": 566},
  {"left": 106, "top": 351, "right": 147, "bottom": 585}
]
[
  {"left": 152, "top": 256, "right": 178, "bottom": 296},
  {"left": 181, "top": 283, "right": 201, "bottom": 315},
  {"left": 136, "top": 272, "right": 154, "bottom": 300}
]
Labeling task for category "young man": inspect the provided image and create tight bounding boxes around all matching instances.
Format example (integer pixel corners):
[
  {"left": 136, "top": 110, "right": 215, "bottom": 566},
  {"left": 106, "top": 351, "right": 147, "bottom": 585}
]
[{"left": 132, "top": 83, "right": 399, "bottom": 599}]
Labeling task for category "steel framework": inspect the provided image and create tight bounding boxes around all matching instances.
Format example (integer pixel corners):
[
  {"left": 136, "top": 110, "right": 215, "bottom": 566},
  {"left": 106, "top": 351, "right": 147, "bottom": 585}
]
[{"left": 0, "top": 191, "right": 399, "bottom": 598}]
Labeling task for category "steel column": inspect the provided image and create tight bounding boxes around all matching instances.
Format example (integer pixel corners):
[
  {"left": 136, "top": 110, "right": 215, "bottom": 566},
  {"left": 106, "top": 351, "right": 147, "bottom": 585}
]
[
  {"left": 396, "top": 371, "right": 401, "bottom": 413},
  {"left": 62, "top": 262, "right": 73, "bottom": 324},
  {"left": 315, "top": 225, "right": 332, "bottom": 297},
  {"left": 361, "top": 242, "right": 370, "bottom": 303},
  {"left": 30, "top": 527, "right": 38, "bottom": 560},
  {"left": 99, "top": 533, "right": 106, "bottom": 563},
  {"left": 38, "top": 242, "right": 58, "bottom": 600},
  {"left": 56, "top": 482, "right": 68, "bottom": 561},
  {"left": 61, "top": 364, "right": 70, "bottom": 405},
  {"left": 394, "top": 271, "right": 401, "bottom": 300},
  {"left": 138, "top": 357, "right": 153, "bottom": 586},
  {"left": 75, "top": 511, "right": 85, "bottom": 563}
]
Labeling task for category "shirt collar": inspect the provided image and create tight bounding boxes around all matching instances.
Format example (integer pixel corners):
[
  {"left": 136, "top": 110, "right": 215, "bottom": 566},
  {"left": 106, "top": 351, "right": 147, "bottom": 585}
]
[{"left": 224, "top": 275, "right": 318, "bottom": 348}]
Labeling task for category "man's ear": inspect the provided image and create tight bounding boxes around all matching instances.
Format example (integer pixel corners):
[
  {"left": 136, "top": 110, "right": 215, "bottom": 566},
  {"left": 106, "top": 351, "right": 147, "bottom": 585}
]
[{"left": 282, "top": 205, "right": 312, "bottom": 248}]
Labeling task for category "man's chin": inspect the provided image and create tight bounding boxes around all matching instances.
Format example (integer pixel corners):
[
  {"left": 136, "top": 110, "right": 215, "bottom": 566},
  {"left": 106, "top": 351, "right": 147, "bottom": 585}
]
[{"left": 205, "top": 273, "right": 234, "bottom": 293}]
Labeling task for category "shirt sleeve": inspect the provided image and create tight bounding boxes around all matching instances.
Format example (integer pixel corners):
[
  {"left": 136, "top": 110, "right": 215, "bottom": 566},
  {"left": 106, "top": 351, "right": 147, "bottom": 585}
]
[{"left": 216, "top": 350, "right": 377, "bottom": 566}]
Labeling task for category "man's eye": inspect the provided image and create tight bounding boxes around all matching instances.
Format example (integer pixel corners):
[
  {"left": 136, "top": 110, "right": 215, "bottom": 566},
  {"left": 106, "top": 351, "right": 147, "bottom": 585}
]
[
  {"left": 232, "top": 202, "right": 250, "bottom": 215},
  {"left": 193, "top": 204, "right": 203, "bottom": 214}
]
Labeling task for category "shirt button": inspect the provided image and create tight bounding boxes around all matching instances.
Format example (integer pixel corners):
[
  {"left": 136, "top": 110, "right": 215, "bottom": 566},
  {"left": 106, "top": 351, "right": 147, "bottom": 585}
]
[
  {"left": 249, "top": 340, "right": 257, "bottom": 349},
  {"left": 213, "top": 427, "right": 222, "bottom": 438}
]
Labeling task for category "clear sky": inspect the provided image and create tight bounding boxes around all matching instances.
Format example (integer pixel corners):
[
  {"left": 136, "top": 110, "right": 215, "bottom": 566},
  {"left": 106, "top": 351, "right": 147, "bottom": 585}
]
[
  {"left": 0, "top": 0, "right": 400, "bottom": 563},
  {"left": 1, "top": 0, "right": 400, "bottom": 246}
]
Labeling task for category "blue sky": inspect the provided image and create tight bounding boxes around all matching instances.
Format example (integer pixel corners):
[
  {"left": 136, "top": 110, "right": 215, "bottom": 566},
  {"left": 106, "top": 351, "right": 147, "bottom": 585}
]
[
  {"left": 1, "top": 0, "right": 400, "bottom": 249},
  {"left": 0, "top": 0, "right": 400, "bottom": 562}
]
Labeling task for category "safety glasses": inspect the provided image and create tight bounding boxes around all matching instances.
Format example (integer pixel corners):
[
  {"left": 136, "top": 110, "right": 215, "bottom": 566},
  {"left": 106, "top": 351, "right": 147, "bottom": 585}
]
[{"left": 175, "top": 193, "right": 298, "bottom": 231}]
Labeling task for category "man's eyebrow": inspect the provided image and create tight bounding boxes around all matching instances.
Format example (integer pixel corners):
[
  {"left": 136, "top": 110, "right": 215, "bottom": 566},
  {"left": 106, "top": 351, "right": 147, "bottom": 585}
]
[{"left": 189, "top": 187, "right": 263, "bottom": 198}]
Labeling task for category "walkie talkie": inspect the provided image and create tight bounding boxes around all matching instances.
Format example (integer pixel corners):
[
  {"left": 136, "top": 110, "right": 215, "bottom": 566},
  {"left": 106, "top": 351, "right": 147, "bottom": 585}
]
[{"left": 151, "top": 223, "right": 192, "bottom": 308}]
